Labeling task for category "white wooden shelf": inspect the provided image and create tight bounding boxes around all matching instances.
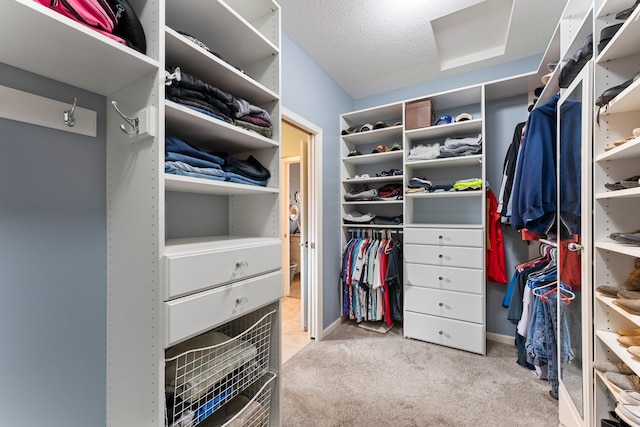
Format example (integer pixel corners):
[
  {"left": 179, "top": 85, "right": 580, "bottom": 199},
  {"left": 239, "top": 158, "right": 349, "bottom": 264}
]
[
  {"left": 165, "top": 27, "right": 279, "bottom": 105},
  {"left": 403, "top": 223, "right": 483, "bottom": 229},
  {"left": 595, "top": 187, "right": 640, "bottom": 199},
  {"left": 164, "top": 235, "right": 281, "bottom": 255},
  {"left": 596, "top": 330, "right": 640, "bottom": 374},
  {"left": 405, "top": 191, "right": 483, "bottom": 199},
  {"left": 595, "top": 137, "right": 640, "bottom": 161},
  {"left": 343, "top": 176, "right": 403, "bottom": 184},
  {"left": 341, "top": 102, "right": 403, "bottom": 126},
  {"left": 595, "top": 241, "right": 640, "bottom": 257},
  {"left": 596, "top": 0, "right": 635, "bottom": 18},
  {"left": 165, "top": 174, "right": 278, "bottom": 196},
  {"left": 596, "top": 294, "right": 640, "bottom": 328},
  {"left": 0, "top": 0, "right": 159, "bottom": 96},
  {"left": 600, "top": 77, "right": 640, "bottom": 115},
  {"left": 405, "top": 119, "right": 483, "bottom": 142},
  {"left": 596, "top": 6, "right": 640, "bottom": 63},
  {"left": 405, "top": 155, "right": 483, "bottom": 169},
  {"left": 166, "top": 0, "right": 279, "bottom": 69},
  {"left": 342, "top": 200, "right": 403, "bottom": 205},
  {"left": 165, "top": 100, "right": 278, "bottom": 152},
  {"left": 341, "top": 126, "right": 404, "bottom": 146},
  {"left": 341, "top": 151, "right": 403, "bottom": 165}
]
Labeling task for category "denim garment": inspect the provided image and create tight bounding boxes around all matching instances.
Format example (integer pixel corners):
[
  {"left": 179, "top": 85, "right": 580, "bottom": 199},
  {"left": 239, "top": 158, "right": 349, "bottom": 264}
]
[
  {"left": 183, "top": 105, "right": 233, "bottom": 124},
  {"left": 525, "top": 295, "right": 548, "bottom": 366},
  {"left": 165, "top": 161, "right": 224, "bottom": 177},
  {"left": 544, "top": 291, "right": 574, "bottom": 395},
  {"left": 165, "top": 152, "right": 222, "bottom": 170},
  {"left": 166, "top": 135, "right": 225, "bottom": 166},
  {"left": 165, "top": 164, "right": 225, "bottom": 181},
  {"left": 225, "top": 172, "right": 268, "bottom": 187}
]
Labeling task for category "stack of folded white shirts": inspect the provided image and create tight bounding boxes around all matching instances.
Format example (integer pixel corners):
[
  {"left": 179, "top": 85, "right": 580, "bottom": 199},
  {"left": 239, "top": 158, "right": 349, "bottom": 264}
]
[
  {"left": 407, "top": 143, "right": 440, "bottom": 160},
  {"left": 344, "top": 184, "right": 378, "bottom": 201},
  {"left": 440, "top": 134, "right": 483, "bottom": 158},
  {"left": 343, "top": 211, "right": 376, "bottom": 223}
]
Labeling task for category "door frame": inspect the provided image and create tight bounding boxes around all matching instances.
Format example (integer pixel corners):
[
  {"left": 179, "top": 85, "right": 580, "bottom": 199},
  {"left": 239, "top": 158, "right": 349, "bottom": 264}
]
[{"left": 282, "top": 108, "right": 324, "bottom": 341}]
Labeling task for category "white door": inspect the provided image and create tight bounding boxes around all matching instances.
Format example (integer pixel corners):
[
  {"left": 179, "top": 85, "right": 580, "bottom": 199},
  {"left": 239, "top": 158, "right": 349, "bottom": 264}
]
[{"left": 300, "top": 138, "right": 309, "bottom": 330}]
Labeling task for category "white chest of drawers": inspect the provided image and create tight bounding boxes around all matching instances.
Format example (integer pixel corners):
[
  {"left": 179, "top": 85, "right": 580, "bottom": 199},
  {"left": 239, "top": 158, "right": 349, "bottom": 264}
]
[{"left": 403, "top": 226, "right": 485, "bottom": 354}]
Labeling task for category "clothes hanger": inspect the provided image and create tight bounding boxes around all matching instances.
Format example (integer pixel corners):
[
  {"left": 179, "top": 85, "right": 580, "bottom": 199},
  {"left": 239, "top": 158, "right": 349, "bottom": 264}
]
[{"left": 531, "top": 280, "right": 557, "bottom": 296}]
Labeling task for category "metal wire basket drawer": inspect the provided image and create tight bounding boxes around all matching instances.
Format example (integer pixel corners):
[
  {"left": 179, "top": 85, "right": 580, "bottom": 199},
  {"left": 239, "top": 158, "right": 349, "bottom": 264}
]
[{"left": 165, "top": 308, "right": 276, "bottom": 427}]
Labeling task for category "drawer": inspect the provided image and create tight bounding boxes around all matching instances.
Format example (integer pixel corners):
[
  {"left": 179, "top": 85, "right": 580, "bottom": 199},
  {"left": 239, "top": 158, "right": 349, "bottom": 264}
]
[
  {"left": 405, "top": 244, "right": 483, "bottom": 269},
  {"left": 164, "top": 271, "right": 282, "bottom": 347},
  {"left": 404, "top": 228, "right": 483, "bottom": 247},
  {"left": 404, "top": 286, "right": 484, "bottom": 323},
  {"left": 405, "top": 263, "right": 483, "bottom": 294},
  {"left": 162, "top": 237, "right": 281, "bottom": 300},
  {"left": 404, "top": 311, "right": 485, "bottom": 354}
]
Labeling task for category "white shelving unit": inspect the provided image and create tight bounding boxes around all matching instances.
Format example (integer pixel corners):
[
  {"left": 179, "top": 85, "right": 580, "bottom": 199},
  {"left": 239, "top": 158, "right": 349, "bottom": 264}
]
[
  {"left": 593, "top": 0, "right": 640, "bottom": 424},
  {"left": 2, "top": 0, "right": 282, "bottom": 425}
]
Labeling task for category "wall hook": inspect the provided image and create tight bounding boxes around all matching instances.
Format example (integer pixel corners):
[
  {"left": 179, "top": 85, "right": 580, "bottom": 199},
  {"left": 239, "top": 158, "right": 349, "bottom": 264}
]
[
  {"left": 111, "top": 100, "right": 139, "bottom": 136},
  {"left": 64, "top": 97, "right": 77, "bottom": 127}
]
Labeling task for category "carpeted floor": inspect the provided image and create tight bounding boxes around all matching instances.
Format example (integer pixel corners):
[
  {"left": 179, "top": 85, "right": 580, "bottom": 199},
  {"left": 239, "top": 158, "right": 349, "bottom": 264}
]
[{"left": 281, "top": 321, "right": 558, "bottom": 427}]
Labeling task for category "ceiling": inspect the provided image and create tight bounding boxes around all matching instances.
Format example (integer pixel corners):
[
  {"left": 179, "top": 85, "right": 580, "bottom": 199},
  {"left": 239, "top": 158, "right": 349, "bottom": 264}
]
[{"left": 278, "top": 0, "right": 568, "bottom": 100}]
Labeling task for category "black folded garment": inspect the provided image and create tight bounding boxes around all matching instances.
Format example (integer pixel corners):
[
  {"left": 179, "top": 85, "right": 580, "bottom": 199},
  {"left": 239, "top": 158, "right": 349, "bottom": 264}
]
[
  {"left": 616, "top": 0, "right": 640, "bottom": 20},
  {"left": 559, "top": 34, "right": 593, "bottom": 88},
  {"left": 598, "top": 23, "right": 623, "bottom": 54},
  {"left": 213, "top": 152, "right": 271, "bottom": 181},
  {"left": 609, "top": 231, "right": 640, "bottom": 245}
]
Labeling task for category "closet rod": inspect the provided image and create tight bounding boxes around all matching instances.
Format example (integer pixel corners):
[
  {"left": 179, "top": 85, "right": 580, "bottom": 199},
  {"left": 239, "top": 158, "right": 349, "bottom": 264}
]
[{"left": 0, "top": 85, "right": 97, "bottom": 137}]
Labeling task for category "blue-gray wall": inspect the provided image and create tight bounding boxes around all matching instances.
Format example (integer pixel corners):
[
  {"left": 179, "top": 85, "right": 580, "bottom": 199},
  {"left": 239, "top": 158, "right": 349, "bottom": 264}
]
[
  {"left": 281, "top": 33, "right": 542, "bottom": 336},
  {"left": 0, "top": 63, "right": 107, "bottom": 426}
]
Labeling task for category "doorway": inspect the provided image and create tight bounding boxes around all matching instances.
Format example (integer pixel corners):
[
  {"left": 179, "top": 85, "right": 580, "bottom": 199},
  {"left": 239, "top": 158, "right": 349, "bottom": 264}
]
[{"left": 280, "top": 109, "right": 323, "bottom": 363}]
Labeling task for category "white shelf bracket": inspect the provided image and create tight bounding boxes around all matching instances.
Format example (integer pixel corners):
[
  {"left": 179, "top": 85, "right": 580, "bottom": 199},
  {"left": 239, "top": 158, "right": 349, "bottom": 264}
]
[{"left": 0, "top": 85, "right": 97, "bottom": 137}]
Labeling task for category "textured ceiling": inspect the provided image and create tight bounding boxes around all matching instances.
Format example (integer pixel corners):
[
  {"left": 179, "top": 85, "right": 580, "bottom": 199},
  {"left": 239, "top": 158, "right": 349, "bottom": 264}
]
[{"left": 278, "top": 0, "right": 568, "bottom": 99}]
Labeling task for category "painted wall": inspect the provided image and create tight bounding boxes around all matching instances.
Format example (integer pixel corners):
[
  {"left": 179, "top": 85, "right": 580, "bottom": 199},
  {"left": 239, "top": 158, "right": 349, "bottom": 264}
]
[
  {"left": 281, "top": 33, "right": 545, "bottom": 336},
  {"left": 0, "top": 63, "right": 107, "bottom": 426}
]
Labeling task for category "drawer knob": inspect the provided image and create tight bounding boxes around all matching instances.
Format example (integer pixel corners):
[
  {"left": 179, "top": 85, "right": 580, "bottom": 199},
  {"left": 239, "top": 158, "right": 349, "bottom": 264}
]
[
  {"left": 438, "top": 235, "right": 443, "bottom": 240},
  {"left": 438, "top": 302, "right": 443, "bottom": 307},
  {"left": 438, "top": 330, "right": 444, "bottom": 335},
  {"left": 236, "top": 296, "right": 248, "bottom": 306},
  {"left": 235, "top": 260, "right": 248, "bottom": 269},
  {"left": 438, "top": 276, "right": 443, "bottom": 281},
  {"left": 438, "top": 254, "right": 443, "bottom": 258}
]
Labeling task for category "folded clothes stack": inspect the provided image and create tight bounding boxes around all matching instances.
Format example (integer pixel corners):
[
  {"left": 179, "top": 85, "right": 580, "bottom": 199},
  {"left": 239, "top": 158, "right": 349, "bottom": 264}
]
[
  {"left": 407, "top": 134, "right": 483, "bottom": 161},
  {"left": 165, "top": 135, "right": 271, "bottom": 186},
  {"left": 343, "top": 211, "right": 375, "bottom": 224},
  {"left": 165, "top": 66, "right": 273, "bottom": 139}
]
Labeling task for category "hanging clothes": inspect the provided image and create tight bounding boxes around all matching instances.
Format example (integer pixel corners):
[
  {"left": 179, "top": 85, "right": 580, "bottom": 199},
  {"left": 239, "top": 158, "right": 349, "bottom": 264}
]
[
  {"left": 486, "top": 188, "right": 507, "bottom": 284},
  {"left": 341, "top": 230, "right": 402, "bottom": 326}
]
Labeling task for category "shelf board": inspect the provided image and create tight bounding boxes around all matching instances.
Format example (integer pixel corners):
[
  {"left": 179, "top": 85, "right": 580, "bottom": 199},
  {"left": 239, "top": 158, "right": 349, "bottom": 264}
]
[
  {"left": 342, "top": 224, "right": 403, "bottom": 230},
  {"left": 342, "top": 176, "right": 403, "bottom": 184},
  {"left": 596, "top": 6, "right": 640, "bottom": 63},
  {"left": 164, "top": 235, "right": 281, "bottom": 255},
  {"left": 403, "top": 223, "right": 483, "bottom": 229},
  {"left": 341, "top": 151, "right": 403, "bottom": 166},
  {"left": 596, "top": 0, "right": 634, "bottom": 18},
  {"left": 166, "top": 0, "right": 279, "bottom": 70},
  {"left": 0, "top": 0, "right": 159, "bottom": 96},
  {"left": 595, "top": 187, "right": 640, "bottom": 199},
  {"left": 405, "top": 119, "right": 483, "bottom": 142},
  {"left": 165, "top": 27, "right": 279, "bottom": 105},
  {"left": 405, "top": 191, "right": 483, "bottom": 198},
  {"left": 165, "top": 100, "right": 278, "bottom": 152},
  {"left": 165, "top": 174, "right": 278, "bottom": 195},
  {"left": 596, "top": 294, "right": 640, "bottom": 327},
  {"left": 342, "top": 200, "right": 403, "bottom": 205},
  {"left": 405, "top": 154, "right": 483, "bottom": 168},
  {"left": 596, "top": 330, "right": 640, "bottom": 374},
  {"left": 341, "top": 102, "right": 404, "bottom": 126},
  {"left": 601, "top": 77, "right": 640, "bottom": 115},
  {"left": 341, "top": 126, "right": 404, "bottom": 146},
  {"left": 595, "top": 241, "right": 640, "bottom": 257},
  {"left": 595, "top": 137, "right": 640, "bottom": 161}
]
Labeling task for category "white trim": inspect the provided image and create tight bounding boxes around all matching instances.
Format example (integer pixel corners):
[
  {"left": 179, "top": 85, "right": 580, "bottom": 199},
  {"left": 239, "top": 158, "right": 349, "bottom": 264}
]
[
  {"left": 486, "top": 332, "right": 514, "bottom": 346},
  {"left": 282, "top": 108, "right": 324, "bottom": 341},
  {"left": 322, "top": 317, "right": 343, "bottom": 339}
]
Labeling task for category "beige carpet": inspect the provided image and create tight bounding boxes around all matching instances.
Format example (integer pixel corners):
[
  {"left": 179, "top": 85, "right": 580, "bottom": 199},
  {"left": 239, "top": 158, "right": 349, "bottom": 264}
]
[{"left": 281, "top": 321, "right": 558, "bottom": 427}]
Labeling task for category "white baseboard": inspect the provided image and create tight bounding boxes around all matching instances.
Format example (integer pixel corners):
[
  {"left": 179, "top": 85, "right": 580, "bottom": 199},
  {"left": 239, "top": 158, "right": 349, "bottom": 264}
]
[
  {"left": 318, "top": 317, "right": 342, "bottom": 341},
  {"left": 486, "top": 332, "right": 514, "bottom": 346}
]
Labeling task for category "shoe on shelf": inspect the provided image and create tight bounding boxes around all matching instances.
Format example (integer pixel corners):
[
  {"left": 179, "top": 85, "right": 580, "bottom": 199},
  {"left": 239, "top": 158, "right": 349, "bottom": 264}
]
[
  {"left": 618, "top": 290, "right": 640, "bottom": 300},
  {"left": 611, "top": 232, "right": 640, "bottom": 245},
  {"left": 595, "top": 361, "right": 635, "bottom": 374},
  {"left": 616, "top": 0, "right": 640, "bottom": 20},
  {"left": 616, "top": 404, "right": 640, "bottom": 427},
  {"left": 604, "top": 372, "right": 640, "bottom": 392},
  {"left": 618, "top": 335, "right": 640, "bottom": 347},
  {"left": 614, "top": 298, "right": 640, "bottom": 315},
  {"left": 619, "top": 327, "right": 640, "bottom": 336},
  {"left": 598, "top": 285, "right": 624, "bottom": 296},
  {"left": 628, "top": 346, "right": 640, "bottom": 358}
]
